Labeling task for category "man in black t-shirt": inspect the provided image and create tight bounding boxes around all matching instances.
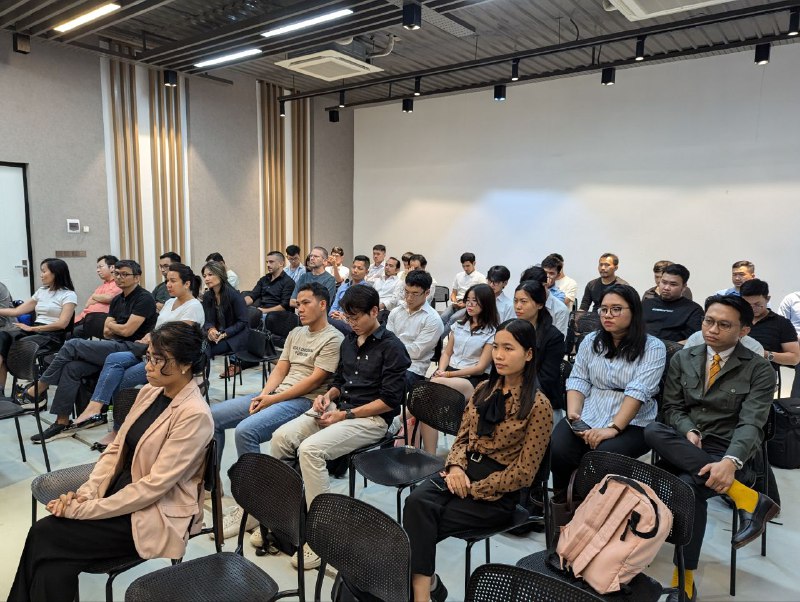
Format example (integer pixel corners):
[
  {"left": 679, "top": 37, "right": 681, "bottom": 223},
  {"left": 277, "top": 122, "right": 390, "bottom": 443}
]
[
  {"left": 244, "top": 251, "right": 295, "bottom": 323},
  {"left": 643, "top": 264, "right": 703, "bottom": 343},
  {"left": 578, "top": 252, "right": 630, "bottom": 312},
  {"left": 24, "top": 260, "right": 158, "bottom": 442},
  {"left": 741, "top": 279, "right": 800, "bottom": 370}
]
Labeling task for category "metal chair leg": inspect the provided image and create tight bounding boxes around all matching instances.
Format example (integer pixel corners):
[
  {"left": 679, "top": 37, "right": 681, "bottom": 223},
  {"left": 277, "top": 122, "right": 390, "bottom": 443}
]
[
  {"left": 676, "top": 546, "right": 686, "bottom": 602},
  {"left": 465, "top": 541, "right": 474, "bottom": 592},
  {"left": 35, "top": 412, "right": 51, "bottom": 472},
  {"left": 223, "top": 356, "right": 229, "bottom": 399},
  {"left": 485, "top": 538, "right": 490, "bottom": 562},
  {"left": 14, "top": 416, "right": 26, "bottom": 461},
  {"left": 31, "top": 494, "right": 37, "bottom": 525},
  {"left": 730, "top": 505, "right": 738, "bottom": 596}
]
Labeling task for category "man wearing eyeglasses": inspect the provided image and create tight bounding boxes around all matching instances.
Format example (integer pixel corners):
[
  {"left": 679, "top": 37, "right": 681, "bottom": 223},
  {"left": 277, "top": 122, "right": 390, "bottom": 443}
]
[
  {"left": 644, "top": 294, "right": 778, "bottom": 602},
  {"left": 25, "top": 260, "right": 157, "bottom": 443}
]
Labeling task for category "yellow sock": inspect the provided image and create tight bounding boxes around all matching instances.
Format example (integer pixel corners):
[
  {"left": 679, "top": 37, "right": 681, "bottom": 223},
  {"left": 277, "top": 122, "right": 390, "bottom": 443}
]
[
  {"left": 671, "top": 567, "right": 695, "bottom": 597},
  {"left": 727, "top": 480, "right": 758, "bottom": 512}
]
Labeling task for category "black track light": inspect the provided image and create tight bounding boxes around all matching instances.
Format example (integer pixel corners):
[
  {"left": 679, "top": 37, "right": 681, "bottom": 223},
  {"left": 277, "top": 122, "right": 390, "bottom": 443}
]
[
  {"left": 402, "top": 98, "right": 414, "bottom": 113},
  {"left": 414, "top": 76, "right": 421, "bottom": 96},
  {"left": 635, "top": 36, "right": 646, "bottom": 61},
  {"left": 402, "top": 3, "right": 421, "bottom": 30},
  {"left": 790, "top": 8, "right": 800, "bottom": 36},
  {"left": 279, "top": 100, "right": 286, "bottom": 117},
  {"left": 754, "top": 43, "right": 770, "bottom": 65},
  {"left": 601, "top": 67, "right": 615, "bottom": 86},
  {"left": 511, "top": 58, "right": 519, "bottom": 81},
  {"left": 338, "top": 90, "right": 345, "bottom": 108},
  {"left": 329, "top": 109, "right": 340, "bottom": 123},
  {"left": 493, "top": 84, "right": 506, "bottom": 101},
  {"left": 164, "top": 70, "right": 178, "bottom": 87}
]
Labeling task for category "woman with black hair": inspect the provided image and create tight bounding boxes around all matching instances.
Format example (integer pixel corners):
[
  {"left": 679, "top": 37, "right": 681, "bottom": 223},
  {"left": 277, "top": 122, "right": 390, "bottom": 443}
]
[
  {"left": 0, "top": 258, "right": 77, "bottom": 398},
  {"left": 551, "top": 284, "right": 666, "bottom": 496},
  {"left": 201, "top": 261, "right": 248, "bottom": 359},
  {"left": 404, "top": 319, "right": 552, "bottom": 602},
  {"left": 9, "top": 322, "right": 213, "bottom": 602}
]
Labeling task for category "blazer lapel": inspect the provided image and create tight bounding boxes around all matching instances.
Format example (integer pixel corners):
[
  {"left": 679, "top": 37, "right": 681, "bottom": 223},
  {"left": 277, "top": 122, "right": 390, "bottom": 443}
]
[{"left": 132, "top": 381, "right": 199, "bottom": 456}]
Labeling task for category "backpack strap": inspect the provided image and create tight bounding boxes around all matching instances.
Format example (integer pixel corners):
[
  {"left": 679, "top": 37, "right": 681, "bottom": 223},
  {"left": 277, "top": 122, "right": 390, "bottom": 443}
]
[{"left": 600, "top": 475, "right": 661, "bottom": 539}]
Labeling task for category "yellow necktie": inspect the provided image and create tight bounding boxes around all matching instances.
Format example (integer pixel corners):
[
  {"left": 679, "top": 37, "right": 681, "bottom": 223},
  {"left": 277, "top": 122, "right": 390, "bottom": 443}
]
[{"left": 707, "top": 354, "right": 721, "bottom": 390}]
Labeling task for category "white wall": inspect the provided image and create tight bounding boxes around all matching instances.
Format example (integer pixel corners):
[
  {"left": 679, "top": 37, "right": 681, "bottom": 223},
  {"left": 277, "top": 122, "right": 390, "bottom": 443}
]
[{"left": 353, "top": 44, "right": 800, "bottom": 306}]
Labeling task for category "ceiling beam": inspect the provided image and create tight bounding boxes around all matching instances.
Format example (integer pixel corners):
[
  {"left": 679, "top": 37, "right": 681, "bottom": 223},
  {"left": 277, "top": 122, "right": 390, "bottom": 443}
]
[
  {"left": 0, "top": 0, "right": 36, "bottom": 20},
  {"left": 14, "top": 0, "right": 88, "bottom": 33},
  {"left": 0, "top": 0, "right": 61, "bottom": 28},
  {"left": 51, "top": 0, "right": 179, "bottom": 40}
]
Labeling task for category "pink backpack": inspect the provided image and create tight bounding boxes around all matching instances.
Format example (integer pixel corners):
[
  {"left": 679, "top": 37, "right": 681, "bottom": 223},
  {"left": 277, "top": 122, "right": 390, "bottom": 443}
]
[{"left": 556, "top": 474, "right": 673, "bottom": 594}]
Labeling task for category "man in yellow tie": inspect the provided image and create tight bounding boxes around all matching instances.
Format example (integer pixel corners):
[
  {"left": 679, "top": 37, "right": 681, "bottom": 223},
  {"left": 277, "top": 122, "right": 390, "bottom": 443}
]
[{"left": 644, "top": 294, "right": 778, "bottom": 602}]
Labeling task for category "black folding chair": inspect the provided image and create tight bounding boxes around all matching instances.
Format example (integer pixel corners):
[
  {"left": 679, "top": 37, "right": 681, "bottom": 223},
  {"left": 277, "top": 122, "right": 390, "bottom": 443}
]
[
  {"left": 432, "top": 285, "right": 450, "bottom": 312},
  {"left": 232, "top": 328, "right": 280, "bottom": 392},
  {"left": 466, "top": 563, "right": 602, "bottom": 602},
  {"left": 265, "top": 311, "right": 300, "bottom": 348}
]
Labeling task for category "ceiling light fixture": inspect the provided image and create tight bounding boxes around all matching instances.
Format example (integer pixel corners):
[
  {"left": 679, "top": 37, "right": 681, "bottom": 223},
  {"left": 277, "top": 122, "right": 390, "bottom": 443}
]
[
  {"left": 511, "top": 59, "right": 519, "bottom": 81},
  {"left": 601, "top": 67, "right": 616, "bottom": 85},
  {"left": 493, "top": 84, "right": 506, "bottom": 101},
  {"left": 790, "top": 8, "right": 800, "bottom": 36},
  {"left": 194, "top": 48, "right": 262, "bottom": 68},
  {"left": 53, "top": 3, "right": 120, "bottom": 33},
  {"left": 164, "top": 70, "right": 178, "bottom": 87},
  {"left": 261, "top": 8, "right": 353, "bottom": 38},
  {"left": 402, "top": 3, "right": 422, "bottom": 30},
  {"left": 338, "top": 90, "right": 346, "bottom": 108},
  {"left": 279, "top": 101, "right": 286, "bottom": 117},
  {"left": 754, "top": 43, "right": 770, "bottom": 65},
  {"left": 414, "top": 76, "right": 421, "bottom": 96},
  {"left": 402, "top": 98, "right": 414, "bottom": 113},
  {"left": 329, "top": 109, "right": 340, "bottom": 123},
  {"left": 635, "top": 36, "right": 646, "bottom": 61}
]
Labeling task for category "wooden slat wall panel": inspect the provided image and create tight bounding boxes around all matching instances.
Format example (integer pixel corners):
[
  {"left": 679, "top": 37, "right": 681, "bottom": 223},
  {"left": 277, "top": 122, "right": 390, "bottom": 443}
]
[
  {"left": 291, "top": 97, "right": 309, "bottom": 253},
  {"left": 259, "top": 81, "right": 286, "bottom": 254}
]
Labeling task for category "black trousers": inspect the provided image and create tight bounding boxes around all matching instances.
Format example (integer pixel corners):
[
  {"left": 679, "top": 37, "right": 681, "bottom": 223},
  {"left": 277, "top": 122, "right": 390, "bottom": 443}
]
[
  {"left": 643, "top": 422, "right": 756, "bottom": 570},
  {"left": 9, "top": 514, "right": 138, "bottom": 602},
  {"left": 402, "top": 479, "right": 516, "bottom": 576},
  {"left": 550, "top": 418, "right": 649, "bottom": 492}
]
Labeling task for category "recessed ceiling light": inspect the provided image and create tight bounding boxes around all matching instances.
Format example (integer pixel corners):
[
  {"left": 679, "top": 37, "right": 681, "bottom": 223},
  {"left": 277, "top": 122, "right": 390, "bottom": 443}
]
[
  {"left": 261, "top": 8, "right": 353, "bottom": 38},
  {"left": 53, "top": 3, "right": 120, "bottom": 33},
  {"left": 194, "top": 48, "right": 262, "bottom": 68}
]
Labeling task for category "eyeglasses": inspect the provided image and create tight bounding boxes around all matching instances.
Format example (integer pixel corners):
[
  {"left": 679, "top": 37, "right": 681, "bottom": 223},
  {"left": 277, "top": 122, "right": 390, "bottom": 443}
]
[
  {"left": 115, "top": 271, "right": 134, "bottom": 278},
  {"left": 747, "top": 301, "right": 766, "bottom": 310},
  {"left": 343, "top": 313, "right": 363, "bottom": 324},
  {"left": 143, "top": 353, "right": 174, "bottom": 367},
  {"left": 701, "top": 317, "right": 735, "bottom": 332},
  {"left": 464, "top": 299, "right": 480, "bottom": 307},
  {"left": 404, "top": 289, "right": 426, "bottom": 299},
  {"left": 598, "top": 306, "right": 629, "bottom": 317}
]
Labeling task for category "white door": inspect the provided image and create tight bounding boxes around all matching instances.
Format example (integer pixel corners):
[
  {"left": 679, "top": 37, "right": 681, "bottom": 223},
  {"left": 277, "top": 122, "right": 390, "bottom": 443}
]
[{"left": 0, "top": 163, "right": 33, "bottom": 300}]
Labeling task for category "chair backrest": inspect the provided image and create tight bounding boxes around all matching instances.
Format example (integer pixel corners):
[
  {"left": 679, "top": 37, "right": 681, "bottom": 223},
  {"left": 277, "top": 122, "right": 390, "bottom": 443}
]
[
  {"left": 654, "top": 339, "right": 684, "bottom": 409},
  {"left": 573, "top": 451, "right": 694, "bottom": 546},
  {"left": 466, "top": 563, "right": 601, "bottom": 602},
  {"left": 229, "top": 453, "right": 304, "bottom": 549},
  {"left": 407, "top": 380, "right": 467, "bottom": 437},
  {"left": 82, "top": 311, "right": 108, "bottom": 340},
  {"left": 764, "top": 403, "right": 777, "bottom": 442},
  {"left": 433, "top": 285, "right": 449, "bottom": 304},
  {"left": 306, "top": 493, "right": 411, "bottom": 602},
  {"left": 6, "top": 338, "right": 41, "bottom": 382},
  {"left": 246, "top": 305, "right": 262, "bottom": 329},
  {"left": 112, "top": 387, "right": 142, "bottom": 428},
  {"left": 575, "top": 311, "right": 601, "bottom": 336},
  {"left": 268, "top": 311, "right": 300, "bottom": 339},
  {"left": 246, "top": 327, "right": 277, "bottom": 359}
]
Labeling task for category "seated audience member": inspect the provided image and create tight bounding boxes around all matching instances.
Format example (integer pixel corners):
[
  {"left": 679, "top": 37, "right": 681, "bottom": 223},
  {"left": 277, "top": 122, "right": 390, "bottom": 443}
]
[
  {"left": 387, "top": 254, "right": 437, "bottom": 310},
  {"left": 741, "top": 279, "right": 800, "bottom": 371},
  {"left": 684, "top": 330, "right": 764, "bottom": 355},
  {"left": 73, "top": 255, "right": 121, "bottom": 336},
  {"left": 387, "top": 269, "right": 444, "bottom": 390},
  {"left": 778, "top": 290, "right": 800, "bottom": 397},
  {"left": 514, "top": 280, "right": 566, "bottom": 414},
  {"left": 376, "top": 256, "right": 401, "bottom": 311},
  {"left": 153, "top": 252, "right": 180, "bottom": 311},
  {"left": 716, "top": 260, "right": 756, "bottom": 296},
  {"left": 270, "top": 285, "right": 410, "bottom": 568},
  {"left": 71, "top": 263, "right": 204, "bottom": 439},
  {"left": 211, "top": 282, "right": 343, "bottom": 539},
  {"left": 0, "top": 280, "right": 13, "bottom": 328},
  {"left": 23, "top": 260, "right": 157, "bottom": 442},
  {"left": 645, "top": 294, "right": 778, "bottom": 602},
  {"left": 578, "top": 252, "right": 629, "bottom": 312},
  {"left": 8, "top": 322, "right": 212, "bottom": 602},
  {"left": 642, "top": 260, "right": 693, "bottom": 301},
  {"left": 552, "top": 284, "right": 665, "bottom": 496},
  {"left": 543, "top": 253, "right": 578, "bottom": 310},
  {"left": 284, "top": 245, "right": 305, "bottom": 283},
  {"left": 0, "top": 259, "right": 77, "bottom": 399},
  {"left": 443, "top": 265, "right": 515, "bottom": 327},
  {"left": 324, "top": 246, "right": 350, "bottom": 286},
  {"left": 366, "top": 244, "right": 387, "bottom": 283},
  {"left": 519, "top": 266, "right": 569, "bottom": 337},
  {"left": 403, "top": 319, "right": 552, "bottom": 602},
  {"left": 400, "top": 251, "right": 414, "bottom": 280},
  {"left": 328, "top": 256, "right": 371, "bottom": 335},
  {"left": 201, "top": 261, "right": 248, "bottom": 361},
  {"left": 290, "top": 246, "right": 336, "bottom": 309},
  {"left": 440, "top": 252, "right": 487, "bottom": 330},
  {"left": 244, "top": 251, "right": 295, "bottom": 329},
  {"left": 206, "top": 252, "right": 239, "bottom": 290},
  {"left": 642, "top": 264, "right": 703, "bottom": 343}
]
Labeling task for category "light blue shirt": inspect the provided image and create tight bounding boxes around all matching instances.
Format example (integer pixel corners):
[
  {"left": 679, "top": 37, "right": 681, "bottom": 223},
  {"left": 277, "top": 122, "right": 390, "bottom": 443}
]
[
  {"left": 549, "top": 286, "right": 566, "bottom": 303},
  {"left": 715, "top": 287, "right": 740, "bottom": 297},
  {"left": 329, "top": 280, "right": 370, "bottom": 315},
  {"left": 495, "top": 292, "right": 515, "bottom": 322},
  {"left": 285, "top": 265, "right": 305, "bottom": 283},
  {"left": 566, "top": 331, "right": 666, "bottom": 429},
  {"left": 449, "top": 320, "right": 495, "bottom": 372}
]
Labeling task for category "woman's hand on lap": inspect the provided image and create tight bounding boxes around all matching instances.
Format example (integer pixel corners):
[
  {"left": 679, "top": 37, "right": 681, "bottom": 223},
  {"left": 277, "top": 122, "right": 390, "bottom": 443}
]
[{"left": 445, "top": 466, "right": 471, "bottom": 498}]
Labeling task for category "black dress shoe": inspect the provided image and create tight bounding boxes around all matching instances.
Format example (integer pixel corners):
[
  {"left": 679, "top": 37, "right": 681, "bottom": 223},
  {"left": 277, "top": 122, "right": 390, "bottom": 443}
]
[
  {"left": 732, "top": 493, "right": 780, "bottom": 549},
  {"left": 666, "top": 583, "right": 696, "bottom": 602},
  {"left": 430, "top": 574, "right": 448, "bottom": 602}
]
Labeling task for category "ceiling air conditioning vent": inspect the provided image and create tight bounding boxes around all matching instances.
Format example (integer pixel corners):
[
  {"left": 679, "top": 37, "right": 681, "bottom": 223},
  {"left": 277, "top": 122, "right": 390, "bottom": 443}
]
[
  {"left": 603, "top": 0, "right": 738, "bottom": 21},
  {"left": 275, "top": 50, "right": 383, "bottom": 81}
]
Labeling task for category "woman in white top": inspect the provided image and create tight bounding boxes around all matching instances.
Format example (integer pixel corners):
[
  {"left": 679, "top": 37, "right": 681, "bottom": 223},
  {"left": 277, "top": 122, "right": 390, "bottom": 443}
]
[
  {"left": 71, "top": 263, "right": 204, "bottom": 439},
  {"left": 0, "top": 259, "right": 77, "bottom": 398}
]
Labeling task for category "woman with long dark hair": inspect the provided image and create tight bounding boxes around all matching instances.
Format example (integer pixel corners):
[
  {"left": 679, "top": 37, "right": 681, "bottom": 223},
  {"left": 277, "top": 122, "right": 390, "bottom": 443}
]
[
  {"left": 201, "top": 261, "right": 248, "bottom": 359},
  {"left": 9, "top": 322, "right": 213, "bottom": 602},
  {"left": 551, "top": 284, "right": 666, "bottom": 497},
  {"left": 404, "top": 319, "right": 552, "bottom": 602},
  {"left": 0, "top": 259, "right": 77, "bottom": 398}
]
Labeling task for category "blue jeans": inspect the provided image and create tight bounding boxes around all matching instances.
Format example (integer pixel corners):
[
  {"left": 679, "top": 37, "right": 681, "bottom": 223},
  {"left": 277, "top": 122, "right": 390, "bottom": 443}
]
[
  {"left": 91, "top": 352, "right": 148, "bottom": 429},
  {"left": 211, "top": 394, "right": 312, "bottom": 465}
]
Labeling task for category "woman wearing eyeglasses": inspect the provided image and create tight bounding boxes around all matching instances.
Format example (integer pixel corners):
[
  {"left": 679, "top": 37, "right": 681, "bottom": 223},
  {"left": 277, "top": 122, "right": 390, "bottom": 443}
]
[
  {"left": 9, "top": 322, "right": 213, "bottom": 602},
  {"left": 551, "top": 284, "right": 666, "bottom": 498}
]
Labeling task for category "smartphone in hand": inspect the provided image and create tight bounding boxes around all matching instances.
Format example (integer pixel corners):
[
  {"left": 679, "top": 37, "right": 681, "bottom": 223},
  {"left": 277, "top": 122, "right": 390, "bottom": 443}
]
[{"left": 569, "top": 419, "right": 591, "bottom": 433}]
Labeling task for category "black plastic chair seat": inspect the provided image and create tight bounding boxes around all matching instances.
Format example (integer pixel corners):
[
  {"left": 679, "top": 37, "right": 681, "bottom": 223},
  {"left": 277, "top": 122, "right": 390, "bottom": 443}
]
[
  {"left": 31, "top": 462, "right": 95, "bottom": 506},
  {"left": 351, "top": 446, "right": 444, "bottom": 487},
  {"left": 0, "top": 399, "right": 25, "bottom": 419},
  {"left": 124, "top": 552, "right": 279, "bottom": 601},
  {"left": 85, "top": 556, "right": 145, "bottom": 576},
  {"left": 515, "top": 551, "right": 663, "bottom": 601},
  {"left": 234, "top": 350, "right": 279, "bottom": 364}
]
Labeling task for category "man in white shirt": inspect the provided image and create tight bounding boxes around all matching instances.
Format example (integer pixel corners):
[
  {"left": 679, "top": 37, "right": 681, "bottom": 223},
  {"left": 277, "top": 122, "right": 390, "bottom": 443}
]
[
  {"left": 206, "top": 252, "right": 239, "bottom": 289},
  {"left": 778, "top": 290, "right": 800, "bottom": 397},
  {"left": 520, "top": 266, "right": 569, "bottom": 337},
  {"left": 376, "top": 256, "right": 401, "bottom": 311},
  {"left": 387, "top": 270, "right": 444, "bottom": 389},
  {"left": 325, "top": 246, "right": 350, "bottom": 286},
  {"left": 366, "top": 244, "right": 386, "bottom": 283},
  {"left": 443, "top": 265, "right": 515, "bottom": 332},
  {"left": 543, "top": 254, "right": 578, "bottom": 311},
  {"left": 386, "top": 254, "right": 436, "bottom": 311},
  {"left": 440, "top": 252, "right": 486, "bottom": 328},
  {"left": 284, "top": 245, "right": 305, "bottom": 283}
]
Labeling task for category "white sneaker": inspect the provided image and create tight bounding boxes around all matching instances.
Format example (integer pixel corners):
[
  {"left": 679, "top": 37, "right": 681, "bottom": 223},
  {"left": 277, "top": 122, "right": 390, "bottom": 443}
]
[
  {"left": 290, "top": 543, "right": 321, "bottom": 570},
  {"left": 213, "top": 505, "right": 259, "bottom": 540},
  {"left": 250, "top": 527, "right": 264, "bottom": 548}
]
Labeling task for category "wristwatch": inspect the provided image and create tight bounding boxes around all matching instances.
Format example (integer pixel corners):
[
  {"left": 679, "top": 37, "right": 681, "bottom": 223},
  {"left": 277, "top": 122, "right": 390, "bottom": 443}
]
[
  {"left": 767, "top": 351, "right": 775, "bottom": 362},
  {"left": 607, "top": 421, "right": 622, "bottom": 434},
  {"left": 724, "top": 455, "right": 744, "bottom": 470},
  {"left": 344, "top": 409, "right": 356, "bottom": 420}
]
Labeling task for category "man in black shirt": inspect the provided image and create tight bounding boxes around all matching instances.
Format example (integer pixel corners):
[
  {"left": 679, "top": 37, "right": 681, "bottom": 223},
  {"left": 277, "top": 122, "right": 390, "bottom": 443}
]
[
  {"left": 27, "top": 260, "right": 158, "bottom": 442},
  {"left": 642, "top": 260, "right": 693, "bottom": 302},
  {"left": 741, "top": 279, "right": 800, "bottom": 370},
  {"left": 244, "top": 251, "right": 295, "bottom": 325},
  {"left": 643, "top": 264, "right": 703, "bottom": 343},
  {"left": 270, "top": 285, "right": 410, "bottom": 569},
  {"left": 578, "top": 252, "right": 630, "bottom": 312}
]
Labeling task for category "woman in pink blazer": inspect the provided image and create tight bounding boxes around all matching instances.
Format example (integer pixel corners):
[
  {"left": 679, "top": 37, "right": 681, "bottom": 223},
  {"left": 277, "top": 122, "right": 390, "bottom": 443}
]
[{"left": 9, "top": 322, "right": 213, "bottom": 602}]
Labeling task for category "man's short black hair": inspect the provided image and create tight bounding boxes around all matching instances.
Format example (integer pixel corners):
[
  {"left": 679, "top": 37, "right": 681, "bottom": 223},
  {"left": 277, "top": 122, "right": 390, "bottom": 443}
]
[
  {"left": 732, "top": 260, "right": 755, "bottom": 272},
  {"left": 372, "top": 244, "right": 386, "bottom": 252},
  {"left": 405, "top": 269, "right": 432, "bottom": 291},
  {"left": 267, "top": 250, "right": 286, "bottom": 263},
  {"left": 409, "top": 253, "right": 427, "bottom": 268},
  {"left": 487, "top": 265, "right": 510, "bottom": 283},
  {"left": 704, "top": 294, "right": 754, "bottom": 327},
  {"left": 297, "top": 281, "right": 330, "bottom": 308},
  {"left": 653, "top": 260, "right": 673, "bottom": 273},
  {"left": 541, "top": 255, "right": 562, "bottom": 272},
  {"left": 97, "top": 255, "right": 119, "bottom": 267},
  {"left": 115, "top": 259, "right": 142, "bottom": 276},
  {"left": 387, "top": 257, "right": 401, "bottom": 270},
  {"left": 460, "top": 252, "right": 476, "bottom": 264},
  {"left": 353, "top": 254, "right": 370, "bottom": 267},
  {"left": 600, "top": 253, "right": 619, "bottom": 266},
  {"left": 740, "top": 278, "right": 769, "bottom": 298},
  {"left": 160, "top": 252, "right": 181, "bottom": 263},
  {"left": 286, "top": 245, "right": 301, "bottom": 256},
  {"left": 205, "top": 252, "right": 224, "bottom": 263},
  {"left": 341, "top": 283, "right": 380, "bottom": 315},
  {"left": 519, "top": 265, "right": 547, "bottom": 285},
  {"left": 662, "top": 263, "right": 690, "bottom": 285}
]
